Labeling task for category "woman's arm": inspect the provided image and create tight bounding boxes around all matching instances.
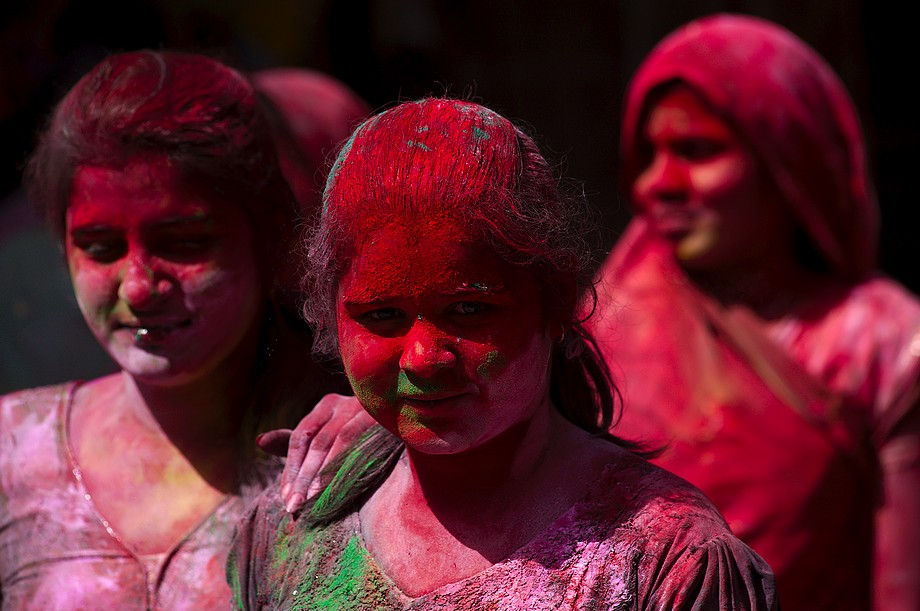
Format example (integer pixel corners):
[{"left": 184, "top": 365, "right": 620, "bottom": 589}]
[
  {"left": 874, "top": 396, "right": 920, "bottom": 611},
  {"left": 255, "top": 393, "right": 374, "bottom": 513}
]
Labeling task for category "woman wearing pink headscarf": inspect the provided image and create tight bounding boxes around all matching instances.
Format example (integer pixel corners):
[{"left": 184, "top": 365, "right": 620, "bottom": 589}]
[{"left": 591, "top": 13, "right": 920, "bottom": 610}]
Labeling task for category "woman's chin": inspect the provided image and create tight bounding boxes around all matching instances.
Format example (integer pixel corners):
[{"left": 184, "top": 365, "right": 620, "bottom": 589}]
[{"left": 673, "top": 228, "right": 728, "bottom": 272}]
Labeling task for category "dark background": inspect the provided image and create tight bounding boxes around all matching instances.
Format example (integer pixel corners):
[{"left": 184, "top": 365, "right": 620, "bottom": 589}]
[{"left": 0, "top": 0, "right": 916, "bottom": 391}]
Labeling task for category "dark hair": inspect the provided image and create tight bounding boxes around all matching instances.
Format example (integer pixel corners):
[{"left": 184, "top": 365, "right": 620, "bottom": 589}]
[
  {"left": 300, "top": 98, "right": 643, "bottom": 525},
  {"left": 25, "top": 50, "right": 347, "bottom": 474}
]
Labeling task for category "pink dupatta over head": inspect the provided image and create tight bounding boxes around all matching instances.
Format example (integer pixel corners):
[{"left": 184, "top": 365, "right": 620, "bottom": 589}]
[
  {"left": 620, "top": 13, "right": 878, "bottom": 281},
  {"left": 593, "top": 14, "right": 920, "bottom": 610}
]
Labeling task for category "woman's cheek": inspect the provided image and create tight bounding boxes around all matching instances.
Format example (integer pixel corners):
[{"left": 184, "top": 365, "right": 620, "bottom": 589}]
[
  {"left": 172, "top": 262, "right": 230, "bottom": 301},
  {"left": 340, "top": 329, "right": 399, "bottom": 415},
  {"left": 69, "top": 264, "right": 116, "bottom": 325},
  {"left": 471, "top": 330, "right": 553, "bottom": 399},
  {"left": 473, "top": 349, "right": 509, "bottom": 380}
]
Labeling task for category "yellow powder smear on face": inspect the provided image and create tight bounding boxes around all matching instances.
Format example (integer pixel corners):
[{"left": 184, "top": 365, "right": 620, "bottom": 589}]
[{"left": 675, "top": 216, "right": 718, "bottom": 262}]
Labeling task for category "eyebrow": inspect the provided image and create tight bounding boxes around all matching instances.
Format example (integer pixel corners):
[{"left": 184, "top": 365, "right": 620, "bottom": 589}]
[
  {"left": 342, "top": 283, "right": 508, "bottom": 308},
  {"left": 69, "top": 215, "right": 215, "bottom": 235},
  {"left": 69, "top": 225, "right": 120, "bottom": 237},
  {"left": 445, "top": 282, "right": 507, "bottom": 295}
]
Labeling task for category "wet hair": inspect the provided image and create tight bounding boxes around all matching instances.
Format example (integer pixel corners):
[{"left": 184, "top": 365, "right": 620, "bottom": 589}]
[
  {"left": 300, "top": 97, "right": 641, "bottom": 525},
  {"left": 25, "top": 50, "right": 347, "bottom": 476}
]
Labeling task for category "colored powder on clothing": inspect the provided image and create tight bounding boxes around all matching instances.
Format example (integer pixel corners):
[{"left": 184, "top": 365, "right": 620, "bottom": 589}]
[{"left": 290, "top": 535, "right": 369, "bottom": 609}]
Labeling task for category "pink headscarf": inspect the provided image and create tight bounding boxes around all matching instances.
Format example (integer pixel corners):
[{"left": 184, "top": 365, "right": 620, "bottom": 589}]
[
  {"left": 253, "top": 68, "right": 371, "bottom": 214},
  {"left": 620, "top": 13, "right": 878, "bottom": 280}
]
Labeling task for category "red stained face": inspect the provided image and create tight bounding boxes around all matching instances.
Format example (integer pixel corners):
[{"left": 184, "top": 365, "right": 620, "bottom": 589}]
[
  {"left": 66, "top": 156, "right": 264, "bottom": 386},
  {"left": 335, "top": 218, "right": 554, "bottom": 455},
  {"left": 632, "top": 87, "right": 789, "bottom": 272}
]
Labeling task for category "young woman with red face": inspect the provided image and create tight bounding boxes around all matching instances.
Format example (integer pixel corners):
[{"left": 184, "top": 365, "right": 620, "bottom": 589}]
[
  {"left": 229, "top": 98, "right": 778, "bottom": 610},
  {"left": 590, "top": 14, "right": 920, "bottom": 611},
  {"left": 0, "top": 51, "right": 360, "bottom": 608}
]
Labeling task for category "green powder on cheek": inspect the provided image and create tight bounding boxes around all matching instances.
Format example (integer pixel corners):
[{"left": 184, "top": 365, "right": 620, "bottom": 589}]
[
  {"left": 396, "top": 370, "right": 449, "bottom": 396},
  {"left": 397, "top": 408, "right": 426, "bottom": 437},
  {"left": 476, "top": 350, "right": 508, "bottom": 379},
  {"left": 349, "top": 376, "right": 397, "bottom": 416}
]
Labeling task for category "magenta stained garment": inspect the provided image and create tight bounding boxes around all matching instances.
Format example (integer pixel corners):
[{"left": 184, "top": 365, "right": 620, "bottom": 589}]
[
  {"left": 0, "top": 382, "right": 261, "bottom": 609},
  {"left": 591, "top": 14, "right": 920, "bottom": 610},
  {"left": 228, "top": 452, "right": 778, "bottom": 610},
  {"left": 592, "top": 220, "right": 920, "bottom": 610}
]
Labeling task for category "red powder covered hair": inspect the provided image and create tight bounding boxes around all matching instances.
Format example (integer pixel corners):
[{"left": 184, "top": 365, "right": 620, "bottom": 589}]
[
  {"left": 27, "top": 50, "right": 296, "bottom": 259},
  {"left": 305, "top": 98, "right": 589, "bottom": 353},
  {"left": 621, "top": 13, "right": 878, "bottom": 280},
  {"left": 253, "top": 68, "right": 370, "bottom": 216},
  {"left": 304, "top": 97, "right": 627, "bottom": 442}
]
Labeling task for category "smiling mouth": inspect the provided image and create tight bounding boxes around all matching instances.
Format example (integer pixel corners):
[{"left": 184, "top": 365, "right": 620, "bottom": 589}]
[
  {"left": 118, "top": 320, "right": 192, "bottom": 344},
  {"left": 402, "top": 392, "right": 468, "bottom": 405}
]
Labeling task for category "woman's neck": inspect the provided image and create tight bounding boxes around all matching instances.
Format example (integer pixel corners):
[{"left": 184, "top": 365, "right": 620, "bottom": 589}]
[
  {"left": 686, "top": 255, "right": 832, "bottom": 320},
  {"left": 399, "top": 405, "right": 598, "bottom": 517},
  {"left": 358, "top": 405, "right": 618, "bottom": 589},
  {"left": 121, "top": 368, "right": 249, "bottom": 448}
]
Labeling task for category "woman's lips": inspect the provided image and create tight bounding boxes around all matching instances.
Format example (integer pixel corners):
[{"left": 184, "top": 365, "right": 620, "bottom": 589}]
[
  {"left": 403, "top": 392, "right": 465, "bottom": 403},
  {"left": 400, "top": 386, "right": 482, "bottom": 413},
  {"left": 116, "top": 319, "right": 192, "bottom": 344}
]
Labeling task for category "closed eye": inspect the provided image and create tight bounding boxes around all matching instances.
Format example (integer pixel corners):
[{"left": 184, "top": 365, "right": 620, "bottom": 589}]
[
  {"left": 71, "top": 232, "right": 126, "bottom": 263},
  {"left": 672, "top": 137, "right": 726, "bottom": 161},
  {"left": 451, "top": 301, "right": 490, "bottom": 316},
  {"left": 151, "top": 235, "right": 218, "bottom": 260},
  {"left": 359, "top": 307, "right": 405, "bottom": 323}
]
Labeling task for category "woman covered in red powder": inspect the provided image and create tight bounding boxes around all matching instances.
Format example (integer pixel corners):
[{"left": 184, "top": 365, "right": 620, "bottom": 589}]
[
  {"left": 229, "top": 97, "right": 778, "bottom": 610},
  {"left": 590, "top": 14, "right": 920, "bottom": 610},
  {"left": 0, "top": 51, "right": 361, "bottom": 608}
]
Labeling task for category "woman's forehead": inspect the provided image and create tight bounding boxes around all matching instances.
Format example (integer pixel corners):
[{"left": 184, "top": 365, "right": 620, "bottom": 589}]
[{"left": 338, "top": 221, "right": 516, "bottom": 301}]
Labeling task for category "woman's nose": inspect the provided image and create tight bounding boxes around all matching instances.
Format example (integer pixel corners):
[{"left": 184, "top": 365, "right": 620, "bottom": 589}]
[
  {"left": 399, "top": 321, "right": 458, "bottom": 378},
  {"left": 634, "top": 153, "right": 686, "bottom": 204},
  {"left": 117, "top": 252, "right": 171, "bottom": 309}
]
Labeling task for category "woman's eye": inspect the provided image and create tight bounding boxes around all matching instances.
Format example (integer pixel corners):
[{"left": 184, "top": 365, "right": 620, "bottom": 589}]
[
  {"left": 77, "top": 239, "right": 126, "bottom": 263},
  {"left": 452, "top": 302, "right": 489, "bottom": 316},
  {"left": 360, "top": 308, "right": 403, "bottom": 323},
  {"left": 155, "top": 235, "right": 217, "bottom": 259},
  {"left": 674, "top": 138, "right": 725, "bottom": 161}
]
